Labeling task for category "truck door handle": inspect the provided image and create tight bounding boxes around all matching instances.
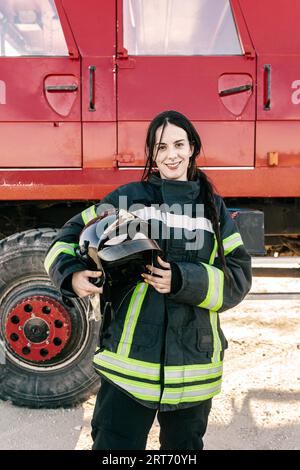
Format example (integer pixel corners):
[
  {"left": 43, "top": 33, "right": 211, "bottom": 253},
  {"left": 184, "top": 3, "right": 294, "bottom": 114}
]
[
  {"left": 45, "top": 85, "right": 78, "bottom": 92},
  {"left": 88, "top": 65, "right": 96, "bottom": 112},
  {"left": 264, "top": 64, "right": 271, "bottom": 110},
  {"left": 219, "top": 84, "right": 252, "bottom": 97}
]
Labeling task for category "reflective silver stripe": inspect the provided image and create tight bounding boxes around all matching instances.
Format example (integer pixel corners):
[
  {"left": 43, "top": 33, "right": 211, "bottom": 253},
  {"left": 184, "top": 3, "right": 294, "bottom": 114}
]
[
  {"left": 165, "top": 364, "right": 222, "bottom": 383},
  {"left": 132, "top": 206, "right": 214, "bottom": 233},
  {"left": 81, "top": 205, "right": 97, "bottom": 225},
  {"left": 110, "top": 378, "right": 160, "bottom": 397},
  {"left": 100, "top": 370, "right": 161, "bottom": 401},
  {"left": 223, "top": 233, "right": 243, "bottom": 256},
  {"left": 207, "top": 267, "right": 220, "bottom": 310},
  {"left": 44, "top": 242, "right": 78, "bottom": 273},
  {"left": 93, "top": 350, "right": 160, "bottom": 380},
  {"left": 117, "top": 283, "right": 148, "bottom": 357},
  {"left": 161, "top": 381, "right": 222, "bottom": 403}
]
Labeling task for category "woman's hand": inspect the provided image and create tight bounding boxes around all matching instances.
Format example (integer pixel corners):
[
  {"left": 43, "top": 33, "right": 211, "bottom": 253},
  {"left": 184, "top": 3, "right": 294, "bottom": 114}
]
[
  {"left": 142, "top": 256, "right": 172, "bottom": 294},
  {"left": 72, "top": 270, "right": 103, "bottom": 298}
]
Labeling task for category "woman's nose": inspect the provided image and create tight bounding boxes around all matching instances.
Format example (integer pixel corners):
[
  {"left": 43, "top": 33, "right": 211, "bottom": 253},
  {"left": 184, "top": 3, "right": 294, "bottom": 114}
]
[{"left": 166, "top": 146, "right": 177, "bottom": 160}]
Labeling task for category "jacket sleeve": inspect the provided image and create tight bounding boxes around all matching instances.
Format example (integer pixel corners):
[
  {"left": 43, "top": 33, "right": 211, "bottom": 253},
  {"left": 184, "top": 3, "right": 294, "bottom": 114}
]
[
  {"left": 44, "top": 190, "right": 120, "bottom": 297},
  {"left": 168, "top": 197, "right": 252, "bottom": 312}
]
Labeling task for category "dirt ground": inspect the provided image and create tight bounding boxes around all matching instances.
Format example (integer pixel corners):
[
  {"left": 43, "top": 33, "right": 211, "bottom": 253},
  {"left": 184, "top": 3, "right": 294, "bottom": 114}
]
[{"left": 0, "top": 276, "right": 299, "bottom": 450}]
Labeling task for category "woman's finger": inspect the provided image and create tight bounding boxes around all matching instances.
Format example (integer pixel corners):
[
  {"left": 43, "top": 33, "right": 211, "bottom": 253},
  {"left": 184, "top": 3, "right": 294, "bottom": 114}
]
[
  {"left": 145, "top": 265, "right": 164, "bottom": 277},
  {"left": 157, "top": 256, "right": 171, "bottom": 269},
  {"left": 86, "top": 270, "right": 102, "bottom": 278},
  {"left": 142, "top": 274, "right": 171, "bottom": 293},
  {"left": 74, "top": 284, "right": 102, "bottom": 297},
  {"left": 72, "top": 271, "right": 103, "bottom": 297},
  {"left": 153, "top": 283, "right": 171, "bottom": 294},
  {"left": 142, "top": 273, "right": 169, "bottom": 285},
  {"left": 145, "top": 265, "right": 171, "bottom": 278}
]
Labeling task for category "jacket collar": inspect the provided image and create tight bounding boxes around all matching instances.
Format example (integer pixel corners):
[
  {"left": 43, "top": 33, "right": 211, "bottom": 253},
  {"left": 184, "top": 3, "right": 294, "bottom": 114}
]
[{"left": 148, "top": 172, "right": 200, "bottom": 203}]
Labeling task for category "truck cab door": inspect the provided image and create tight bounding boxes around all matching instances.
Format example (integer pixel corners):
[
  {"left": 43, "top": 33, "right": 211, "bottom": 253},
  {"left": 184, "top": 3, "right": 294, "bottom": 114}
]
[
  {"left": 239, "top": 0, "right": 300, "bottom": 171},
  {"left": 61, "top": 0, "right": 117, "bottom": 171},
  {"left": 116, "top": 0, "right": 256, "bottom": 170},
  {"left": 0, "top": 0, "right": 81, "bottom": 168}
]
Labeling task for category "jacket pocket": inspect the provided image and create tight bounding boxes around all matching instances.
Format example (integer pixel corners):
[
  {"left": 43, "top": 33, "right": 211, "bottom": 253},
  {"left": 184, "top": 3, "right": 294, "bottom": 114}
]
[
  {"left": 197, "top": 328, "right": 214, "bottom": 353},
  {"left": 181, "top": 327, "right": 214, "bottom": 360}
]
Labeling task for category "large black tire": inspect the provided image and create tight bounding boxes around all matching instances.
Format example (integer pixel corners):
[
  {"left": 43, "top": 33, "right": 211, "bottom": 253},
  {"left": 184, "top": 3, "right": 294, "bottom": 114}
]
[{"left": 0, "top": 229, "right": 100, "bottom": 408}]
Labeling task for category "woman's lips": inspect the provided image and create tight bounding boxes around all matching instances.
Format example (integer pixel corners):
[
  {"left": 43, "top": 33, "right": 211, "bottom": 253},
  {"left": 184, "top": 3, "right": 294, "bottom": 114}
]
[{"left": 165, "top": 161, "right": 181, "bottom": 170}]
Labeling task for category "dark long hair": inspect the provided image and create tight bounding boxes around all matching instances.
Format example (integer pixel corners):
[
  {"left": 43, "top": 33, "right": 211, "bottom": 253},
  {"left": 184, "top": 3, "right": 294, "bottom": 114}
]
[{"left": 142, "top": 110, "right": 228, "bottom": 277}]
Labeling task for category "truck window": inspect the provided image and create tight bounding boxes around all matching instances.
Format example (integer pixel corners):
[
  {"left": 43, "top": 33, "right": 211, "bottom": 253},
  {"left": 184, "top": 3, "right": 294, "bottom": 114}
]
[
  {"left": 0, "top": 0, "right": 68, "bottom": 56},
  {"left": 123, "top": 0, "right": 242, "bottom": 56}
]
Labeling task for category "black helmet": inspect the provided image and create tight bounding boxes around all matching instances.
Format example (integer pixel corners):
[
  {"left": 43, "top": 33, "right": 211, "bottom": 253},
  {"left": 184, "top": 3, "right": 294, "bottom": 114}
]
[{"left": 78, "top": 209, "right": 161, "bottom": 284}]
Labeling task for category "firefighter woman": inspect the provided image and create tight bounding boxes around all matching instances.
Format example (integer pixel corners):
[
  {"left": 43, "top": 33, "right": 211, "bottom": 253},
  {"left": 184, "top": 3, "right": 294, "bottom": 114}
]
[{"left": 45, "top": 110, "right": 252, "bottom": 450}]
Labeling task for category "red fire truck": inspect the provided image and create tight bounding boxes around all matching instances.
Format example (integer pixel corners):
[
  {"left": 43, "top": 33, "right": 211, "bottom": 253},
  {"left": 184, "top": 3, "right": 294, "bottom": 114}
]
[{"left": 0, "top": 0, "right": 299, "bottom": 407}]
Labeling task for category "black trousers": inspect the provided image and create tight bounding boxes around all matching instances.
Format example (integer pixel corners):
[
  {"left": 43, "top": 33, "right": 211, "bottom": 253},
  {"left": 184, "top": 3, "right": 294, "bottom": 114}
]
[{"left": 91, "top": 380, "right": 212, "bottom": 450}]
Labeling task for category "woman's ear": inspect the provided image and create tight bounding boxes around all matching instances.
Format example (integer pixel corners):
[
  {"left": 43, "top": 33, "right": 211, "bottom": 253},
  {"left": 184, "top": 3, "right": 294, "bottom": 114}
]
[{"left": 189, "top": 144, "right": 194, "bottom": 158}]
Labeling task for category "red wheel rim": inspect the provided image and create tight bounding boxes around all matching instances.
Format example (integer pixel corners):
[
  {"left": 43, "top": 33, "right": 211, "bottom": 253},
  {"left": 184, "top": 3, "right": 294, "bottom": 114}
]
[{"left": 5, "top": 296, "right": 72, "bottom": 362}]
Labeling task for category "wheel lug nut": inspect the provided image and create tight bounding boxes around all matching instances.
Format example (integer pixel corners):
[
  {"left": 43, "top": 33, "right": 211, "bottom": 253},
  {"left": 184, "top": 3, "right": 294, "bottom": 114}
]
[
  {"left": 24, "top": 304, "right": 33, "bottom": 313},
  {"left": 11, "top": 315, "right": 20, "bottom": 324}
]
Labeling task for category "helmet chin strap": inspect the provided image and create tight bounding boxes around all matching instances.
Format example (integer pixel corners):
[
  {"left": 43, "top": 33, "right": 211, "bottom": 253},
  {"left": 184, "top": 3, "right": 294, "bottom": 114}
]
[{"left": 151, "top": 250, "right": 155, "bottom": 270}]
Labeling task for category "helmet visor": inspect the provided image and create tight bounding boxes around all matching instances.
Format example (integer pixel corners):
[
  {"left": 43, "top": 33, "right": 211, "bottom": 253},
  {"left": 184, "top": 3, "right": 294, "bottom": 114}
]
[{"left": 99, "top": 238, "right": 161, "bottom": 262}]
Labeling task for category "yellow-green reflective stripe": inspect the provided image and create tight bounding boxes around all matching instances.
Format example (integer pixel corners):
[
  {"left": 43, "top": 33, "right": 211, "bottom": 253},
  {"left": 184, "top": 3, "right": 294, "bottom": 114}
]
[
  {"left": 44, "top": 242, "right": 78, "bottom": 273},
  {"left": 215, "top": 268, "right": 224, "bottom": 311},
  {"left": 209, "top": 235, "right": 218, "bottom": 265},
  {"left": 100, "top": 370, "right": 161, "bottom": 402},
  {"left": 161, "top": 387, "right": 221, "bottom": 404},
  {"left": 223, "top": 233, "right": 243, "bottom": 256},
  {"left": 117, "top": 283, "right": 148, "bottom": 357},
  {"left": 164, "top": 363, "right": 223, "bottom": 384},
  {"left": 81, "top": 205, "right": 97, "bottom": 225},
  {"left": 161, "top": 379, "right": 222, "bottom": 404},
  {"left": 198, "top": 264, "right": 213, "bottom": 309},
  {"left": 210, "top": 311, "right": 222, "bottom": 363},
  {"left": 93, "top": 350, "right": 160, "bottom": 380},
  {"left": 198, "top": 264, "right": 224, "bottom": 312}
]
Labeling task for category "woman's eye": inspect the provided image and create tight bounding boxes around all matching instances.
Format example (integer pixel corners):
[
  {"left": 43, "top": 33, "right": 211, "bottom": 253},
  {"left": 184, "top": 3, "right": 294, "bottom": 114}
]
[{"left": 158, "top": 145, "right": 166, "bottom": 151}]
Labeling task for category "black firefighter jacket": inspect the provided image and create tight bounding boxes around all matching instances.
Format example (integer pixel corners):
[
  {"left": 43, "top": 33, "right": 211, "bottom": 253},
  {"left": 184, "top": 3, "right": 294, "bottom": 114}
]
[{"left": 45, "top": 174, "right": 252, "bottom": 411}]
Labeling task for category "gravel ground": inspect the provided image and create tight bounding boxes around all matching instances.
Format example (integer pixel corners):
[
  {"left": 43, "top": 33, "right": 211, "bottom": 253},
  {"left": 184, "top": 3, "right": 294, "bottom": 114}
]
[{"left": 0, "top": 277, "right": 299, "bottom": 450}]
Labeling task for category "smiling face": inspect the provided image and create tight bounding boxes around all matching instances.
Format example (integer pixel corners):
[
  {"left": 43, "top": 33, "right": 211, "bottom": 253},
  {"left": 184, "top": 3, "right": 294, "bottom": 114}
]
[{"left": 154, "top": 123, "right": 194, "bottom": 181}]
